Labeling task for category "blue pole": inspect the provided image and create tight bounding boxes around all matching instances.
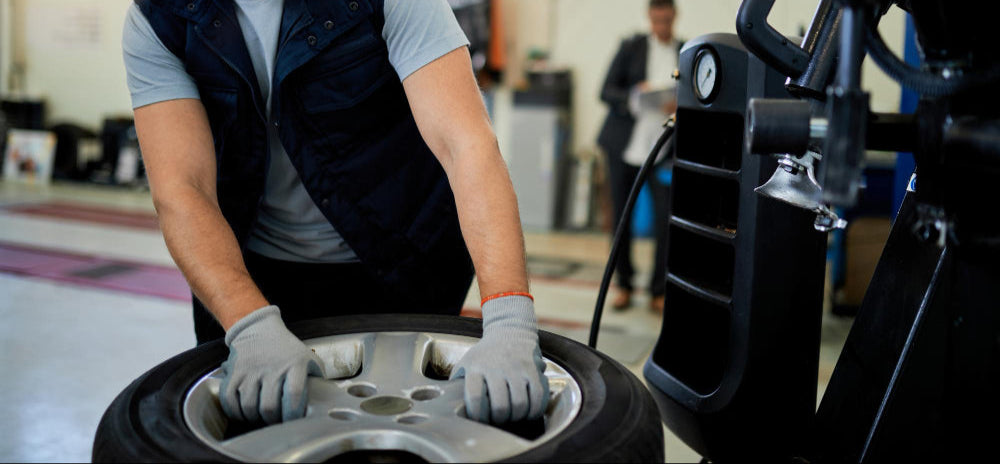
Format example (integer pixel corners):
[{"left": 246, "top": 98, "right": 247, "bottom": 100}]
[{"left": 892, "top": 14, "right": 919, "bottom": 221}]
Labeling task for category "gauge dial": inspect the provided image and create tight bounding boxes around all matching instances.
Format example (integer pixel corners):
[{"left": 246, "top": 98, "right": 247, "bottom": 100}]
[{"left": 693, "top": 48, "right": 720, "bottom": 102}]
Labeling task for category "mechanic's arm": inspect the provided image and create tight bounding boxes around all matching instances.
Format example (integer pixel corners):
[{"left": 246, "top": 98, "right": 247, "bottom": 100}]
[
  {"left": 402, "top": 51, "right": 527, "bottom": 298},
  {"left": 135, "top": 99, "right": 322, "bottom": 424},
  {"left": 135, "top": 99, "right": 267, "bottom": 328},
  {"left": 402, "top": 47, "right": 548, "bottom": 424}
]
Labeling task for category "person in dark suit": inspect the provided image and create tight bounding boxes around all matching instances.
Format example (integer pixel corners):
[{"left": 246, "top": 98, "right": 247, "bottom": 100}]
[{"left": 597, "top": 0, "right": 680, "bottom": 313}]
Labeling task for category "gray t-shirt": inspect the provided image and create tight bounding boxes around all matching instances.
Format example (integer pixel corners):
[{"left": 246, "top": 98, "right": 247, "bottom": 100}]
[{"left": 122, "top": 0, "right": 469, "bottom": 263}]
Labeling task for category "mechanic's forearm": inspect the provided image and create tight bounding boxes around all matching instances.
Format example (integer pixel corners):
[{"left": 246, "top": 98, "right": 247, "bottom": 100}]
[
  {"left": 399, "top": 47, "right": 530, "bottom": 299},
  {"left": 155, "top": 189, "right": 268, "bottom": 330},
  {"left": 133, "top": 98, "right": 265, "bottom": 331},
  {"left": 443, "top": 138, "right": 530, "bottom": 299}
]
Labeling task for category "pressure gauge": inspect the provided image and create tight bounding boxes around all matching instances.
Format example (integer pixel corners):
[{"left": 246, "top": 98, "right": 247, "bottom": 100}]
[{"left": 693, "top": 48, "right": 720, "bottom": 103}]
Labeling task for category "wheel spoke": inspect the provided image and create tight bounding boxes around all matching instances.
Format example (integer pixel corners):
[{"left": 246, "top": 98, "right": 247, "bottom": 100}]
[
  {"left": 304, "top": 377, "right": 357, "bottom": 411},
  {"left": 402, "top": 414, "right": 535, "bottom": 462},
  {"left": 437, "top": 379, "right": 466, "bottom": 404},
  {"left": 220, "top": 415, "right": 357, "bottom": 462},
  {"left": 406, "top": 379, "right": 465, "bottom": 419}
]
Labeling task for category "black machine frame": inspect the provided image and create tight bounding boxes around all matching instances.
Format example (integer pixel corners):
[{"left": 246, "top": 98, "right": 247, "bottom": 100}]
[{"left": 643, "top": 0, "right": 1000, "bottom": 462}]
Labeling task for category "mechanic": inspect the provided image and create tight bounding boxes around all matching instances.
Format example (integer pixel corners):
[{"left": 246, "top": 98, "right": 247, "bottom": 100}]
[
  {"left": 122, "top": 0, "right": 546, "bottom": 426},
  {"left": 597, "top": 0, "right": 680, "bottom": 313}
]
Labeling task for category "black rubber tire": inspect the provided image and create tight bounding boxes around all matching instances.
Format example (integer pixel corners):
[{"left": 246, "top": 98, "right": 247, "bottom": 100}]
[{"left": 93, "top": 314, "right": 663, "bottom": 462}]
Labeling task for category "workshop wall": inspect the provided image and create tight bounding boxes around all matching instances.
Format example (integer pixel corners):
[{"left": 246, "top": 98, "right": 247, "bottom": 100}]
[
  {"left": 0, "top": 0, "right": 11, "bottom": 98},
  {"left": 0, "top": 0, "right": 905, "bottom": 145},
  {"left": 500, "top": 0, "right": 906, "bottom": 155},
  {"left": 3, "top": 0, "right": 132, "bottom": 131}
]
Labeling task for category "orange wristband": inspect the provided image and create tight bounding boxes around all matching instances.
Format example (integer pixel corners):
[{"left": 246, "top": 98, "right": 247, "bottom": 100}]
[{"left": 481, "top": 291, "right": 534, "bottom": 306}]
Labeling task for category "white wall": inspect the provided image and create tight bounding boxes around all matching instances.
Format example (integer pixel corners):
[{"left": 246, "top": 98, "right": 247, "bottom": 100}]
[
  {"left": 2, "top": 0, "right": 905, "bottom": 143},
  {"left": 0, "top": 0, "right": 11, "bottom": 96},
  {"left": 503, "top": 0, "right": 907, "bottom": 154},
  {"left": 8, "top": 0, "right": 132, "bottom": 130}
]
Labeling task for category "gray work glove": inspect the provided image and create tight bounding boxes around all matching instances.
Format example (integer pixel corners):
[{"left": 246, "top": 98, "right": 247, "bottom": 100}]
[
  {"left": 220, "top": 305, "right": 325, "bottom": 424},
  {"left": 450, "top": 295, "right": 549, "bottom": 424}
]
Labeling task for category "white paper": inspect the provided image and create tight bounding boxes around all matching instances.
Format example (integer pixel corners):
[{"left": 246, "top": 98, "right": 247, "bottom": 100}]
[
  {"left": 27, "top": 4, "right": 102, "bottom": 51},
  {"left": 637, "top": 86, "right": 676, "bottom": 112}
]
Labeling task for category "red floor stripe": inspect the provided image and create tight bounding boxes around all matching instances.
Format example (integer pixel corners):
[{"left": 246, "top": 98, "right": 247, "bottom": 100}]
[
  {"left": 2, "top": 203, "right": 610, "bottom": 290},
  {"left": 4, "top": 202, "right": 160, "bottom": 230},
  {"left": 529, "top": 273, "right": 603, "bottom": 289},
  {"left": 460, "top": 307, "right": 590, "bottom": 330},
  {"left": 0, "top": 242, "right": 595, "bottom": 329},
  {"left": 0, "top": 216, "right": 603, "bottom": 330},
  {"left": 0, "top": 242, "right": 190, "bottom": 302}
]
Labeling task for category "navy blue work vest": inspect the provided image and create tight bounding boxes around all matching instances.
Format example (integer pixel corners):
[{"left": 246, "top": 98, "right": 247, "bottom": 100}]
[{"left": 135, "top": 0, "right": 474, "bottom": 304}]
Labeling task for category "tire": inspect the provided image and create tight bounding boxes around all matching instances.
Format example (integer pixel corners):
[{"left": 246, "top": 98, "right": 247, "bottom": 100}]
[{"left": 93, "top": 314, "right": 662, "bottom": 462}]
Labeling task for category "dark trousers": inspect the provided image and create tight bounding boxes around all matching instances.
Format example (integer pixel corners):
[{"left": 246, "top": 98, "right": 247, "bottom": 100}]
[
  {"left": 193, "top": 252, "right": 469, "bottom": 345},
  {"left": 606, "top": 149, "right": 671, "bottom": 296}
]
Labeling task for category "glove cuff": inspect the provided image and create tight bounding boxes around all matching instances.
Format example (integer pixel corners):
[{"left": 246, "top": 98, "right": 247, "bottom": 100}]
[
  {"left": 224, "top": 305, "right": 282, "bottom": 346},
  {"left": 481, "top": 295, "right": 537, "bottom": 339}
]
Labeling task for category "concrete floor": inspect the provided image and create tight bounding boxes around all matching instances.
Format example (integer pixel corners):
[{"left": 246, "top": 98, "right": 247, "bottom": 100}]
[{"left": 0, "top": 180, "right": 852, "bottom": 463}]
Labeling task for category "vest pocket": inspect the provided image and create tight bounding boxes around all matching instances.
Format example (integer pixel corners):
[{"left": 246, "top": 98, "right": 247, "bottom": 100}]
[{"left": 296, "top": 49, "right": 394, "bottom": 114}]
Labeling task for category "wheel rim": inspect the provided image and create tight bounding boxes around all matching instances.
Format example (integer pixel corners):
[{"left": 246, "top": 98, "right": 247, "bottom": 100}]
[{"left": 183, "top": 331, "right": 583, "bottom": 462}]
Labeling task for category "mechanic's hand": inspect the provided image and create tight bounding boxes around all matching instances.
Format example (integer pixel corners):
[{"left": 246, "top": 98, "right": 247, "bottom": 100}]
[
  {"left": 450, "top": 295, "right": 549, "bottom": 424},
  {"left": 220, "top": 305, "right": 325, "bottom": 424}
]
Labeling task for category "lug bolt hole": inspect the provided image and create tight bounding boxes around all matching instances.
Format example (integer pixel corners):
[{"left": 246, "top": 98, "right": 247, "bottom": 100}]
[
  {"left": 347, "top": 384, "right": 377, "bottom": 398},
  {"left": 410, "top": 388, "right": 441, "bottom": 401},
  {"left": 329, "top": 409, "right": 359, "bottom": 421},
  {"left": 397, "top": 414, "right": 428, "bottom": 425}
]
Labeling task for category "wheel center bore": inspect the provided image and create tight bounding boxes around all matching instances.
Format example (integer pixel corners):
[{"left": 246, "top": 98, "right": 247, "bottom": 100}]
[{"left": 360, "top": 396, "right": 413, "bottom": 416}]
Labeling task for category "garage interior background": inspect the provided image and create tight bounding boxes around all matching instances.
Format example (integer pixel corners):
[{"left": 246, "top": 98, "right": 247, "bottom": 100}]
[
  {"left": 0, "top": 0, "right": 905, "bottom": 190},
  {"left": 0, "top": 0, "right": 907, "bottom": 462}
]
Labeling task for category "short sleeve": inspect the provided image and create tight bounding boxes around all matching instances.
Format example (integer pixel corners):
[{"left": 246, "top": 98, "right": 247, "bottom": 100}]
[
  {"left": 121, "top": 3, "right": 200, "bottom": 109},
  {"left": 382, "top": 0, "right": 471, "bottom": 81}
]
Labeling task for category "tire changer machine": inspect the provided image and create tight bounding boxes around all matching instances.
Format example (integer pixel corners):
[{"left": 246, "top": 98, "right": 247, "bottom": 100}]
[{"left": 640, "top": 0, "right": 1000, "bottom": 461}]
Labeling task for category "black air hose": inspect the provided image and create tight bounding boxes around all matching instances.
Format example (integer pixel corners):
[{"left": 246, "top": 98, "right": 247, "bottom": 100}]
[{"left": 589, "top": 120, "right": 675, "bottom": 349}]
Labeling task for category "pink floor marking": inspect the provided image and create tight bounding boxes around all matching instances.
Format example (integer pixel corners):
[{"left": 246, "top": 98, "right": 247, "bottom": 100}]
[
  {"left": 3, "top": 202, "right": 160, "bottom": 230},
  {"left": 0, "top": 242, "right": 191, "bottom": 302}
]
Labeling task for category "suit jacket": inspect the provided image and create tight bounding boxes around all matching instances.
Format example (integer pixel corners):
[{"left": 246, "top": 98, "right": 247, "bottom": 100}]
[{"left": 597, "top": 34, "right": 682, "bottom": 157}]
